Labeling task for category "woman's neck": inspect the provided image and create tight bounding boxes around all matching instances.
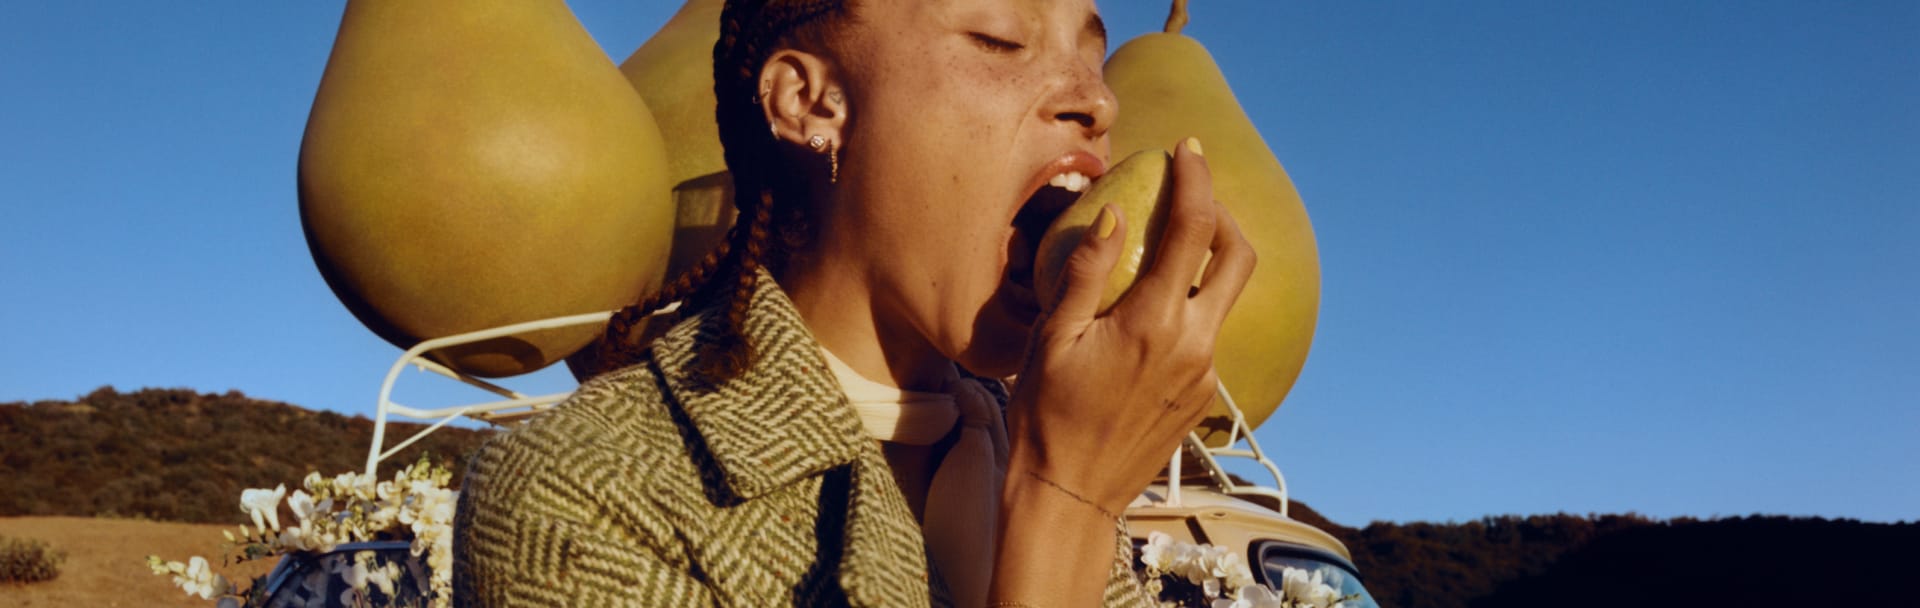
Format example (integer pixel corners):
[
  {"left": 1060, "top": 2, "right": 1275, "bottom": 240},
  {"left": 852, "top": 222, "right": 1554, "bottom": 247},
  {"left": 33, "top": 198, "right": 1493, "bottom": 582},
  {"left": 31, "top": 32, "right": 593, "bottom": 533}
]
[{"left": 782, "top": 260, "right": 952, "bottom": 392}]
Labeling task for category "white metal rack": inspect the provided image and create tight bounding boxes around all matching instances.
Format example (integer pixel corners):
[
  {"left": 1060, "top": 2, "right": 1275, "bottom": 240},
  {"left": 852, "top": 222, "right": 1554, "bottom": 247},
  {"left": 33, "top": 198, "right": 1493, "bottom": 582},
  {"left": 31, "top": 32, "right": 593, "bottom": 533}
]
[
  {"left": 362, "top": 310, "right": 614, "bottom": 477},
  {"left": 1163, "top": 380, "right": 1291, "bottom": 517}
]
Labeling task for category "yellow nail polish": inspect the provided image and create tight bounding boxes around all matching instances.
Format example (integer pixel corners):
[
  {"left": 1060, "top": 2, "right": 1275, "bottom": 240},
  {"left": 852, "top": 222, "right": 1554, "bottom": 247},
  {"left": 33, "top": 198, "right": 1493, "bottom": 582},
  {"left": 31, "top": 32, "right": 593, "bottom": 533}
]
[
  {"left": 1095, "top": 207, "right": 1117, "bottom": 239},
  {"left": 1185, "top": 137, "right": 1204, "bottom": 157}
]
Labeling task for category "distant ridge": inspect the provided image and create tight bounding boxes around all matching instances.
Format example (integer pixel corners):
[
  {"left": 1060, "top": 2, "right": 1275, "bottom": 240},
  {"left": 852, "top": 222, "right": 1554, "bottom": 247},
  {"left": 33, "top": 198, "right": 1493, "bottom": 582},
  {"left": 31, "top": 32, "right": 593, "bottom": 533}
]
[{"left": 0, "top": 387, "right": 492, "bottom": 524}]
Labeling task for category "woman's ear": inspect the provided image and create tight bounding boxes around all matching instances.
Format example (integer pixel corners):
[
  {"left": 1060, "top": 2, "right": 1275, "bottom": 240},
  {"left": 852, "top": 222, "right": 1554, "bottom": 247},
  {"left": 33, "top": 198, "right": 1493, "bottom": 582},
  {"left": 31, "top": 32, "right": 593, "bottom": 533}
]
[{"left": 760, "top": 49, "right": 848, "bottom": 149}]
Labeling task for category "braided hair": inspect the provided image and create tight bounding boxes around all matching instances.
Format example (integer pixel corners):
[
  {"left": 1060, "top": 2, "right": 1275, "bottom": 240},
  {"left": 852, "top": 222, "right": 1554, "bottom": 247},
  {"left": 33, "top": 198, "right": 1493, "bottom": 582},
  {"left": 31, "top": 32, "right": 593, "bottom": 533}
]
[{"left": 594, "top": 0, "right": 854, "bottom": 383}]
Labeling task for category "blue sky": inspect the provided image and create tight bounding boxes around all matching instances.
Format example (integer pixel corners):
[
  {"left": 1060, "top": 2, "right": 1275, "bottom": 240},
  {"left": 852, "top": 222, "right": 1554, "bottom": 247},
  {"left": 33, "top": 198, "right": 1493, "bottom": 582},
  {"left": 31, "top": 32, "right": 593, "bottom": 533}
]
[{"left": 2, "top": 1, "right": 1914, "bottom": 526}]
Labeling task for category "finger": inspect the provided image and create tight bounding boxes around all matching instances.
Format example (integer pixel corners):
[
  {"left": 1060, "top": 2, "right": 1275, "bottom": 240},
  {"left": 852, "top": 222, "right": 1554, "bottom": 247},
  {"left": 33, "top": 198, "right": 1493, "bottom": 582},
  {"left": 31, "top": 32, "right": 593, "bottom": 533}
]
[
  {"left": 1131, "top": 138, "right": 1215, "bottom": 313},
  {"left": 1048, "top": 204, "right": 1127, "bottom": 327},
  {"left": 1192, "top": 201, "right": 1257, "bottom": 322}
]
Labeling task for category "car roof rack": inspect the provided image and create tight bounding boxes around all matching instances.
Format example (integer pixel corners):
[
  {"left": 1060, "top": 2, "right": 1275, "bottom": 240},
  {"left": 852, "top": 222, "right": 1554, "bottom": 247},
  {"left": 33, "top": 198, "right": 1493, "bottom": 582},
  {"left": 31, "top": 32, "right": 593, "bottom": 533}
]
[{"left": 1161, "top": 380, "right": 1292, "bottom": 517}]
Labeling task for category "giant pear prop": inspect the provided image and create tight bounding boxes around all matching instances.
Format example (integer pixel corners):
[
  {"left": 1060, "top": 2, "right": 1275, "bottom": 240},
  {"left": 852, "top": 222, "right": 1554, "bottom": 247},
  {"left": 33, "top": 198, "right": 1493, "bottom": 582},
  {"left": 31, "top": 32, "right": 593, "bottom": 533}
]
[
  {"left": 1106, "top": 0, "right": 1322, "bottom": 445},
  {"left": 618, "top": 0, "right": 737, "bottom": 280},
  {"left": 300, "top": 0, "right": 675, "bottom": 377},
  {"left": 567, "top": 0, "right": 735, "bottom": 381}
]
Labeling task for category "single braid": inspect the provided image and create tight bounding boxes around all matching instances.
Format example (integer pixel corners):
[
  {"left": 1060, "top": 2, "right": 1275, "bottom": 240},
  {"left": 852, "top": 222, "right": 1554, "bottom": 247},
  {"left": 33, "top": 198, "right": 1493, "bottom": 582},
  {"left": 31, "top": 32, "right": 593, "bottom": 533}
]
[
  {"left": 590, "top": 0, "right": 850, "bottom": 383},
  {"left": 699, "top": 190, "right": 777, "bottom": 379}
]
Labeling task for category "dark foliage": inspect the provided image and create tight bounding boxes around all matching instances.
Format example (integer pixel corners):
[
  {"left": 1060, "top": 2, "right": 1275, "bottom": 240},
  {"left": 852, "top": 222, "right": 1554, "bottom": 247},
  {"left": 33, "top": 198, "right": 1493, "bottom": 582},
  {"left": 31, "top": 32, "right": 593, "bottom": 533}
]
[
  {"left": 0, "top": 535, "right": 65, "bottom": 584},
  {"left": 0, "top": 387, "right": 494, "bottom": 524},
  {"left": 1308, "top": 510, "right": 1915, "bottom": 608},
  {"left": 1467, "top": 515, "right": 1917, "bottom": 608}
]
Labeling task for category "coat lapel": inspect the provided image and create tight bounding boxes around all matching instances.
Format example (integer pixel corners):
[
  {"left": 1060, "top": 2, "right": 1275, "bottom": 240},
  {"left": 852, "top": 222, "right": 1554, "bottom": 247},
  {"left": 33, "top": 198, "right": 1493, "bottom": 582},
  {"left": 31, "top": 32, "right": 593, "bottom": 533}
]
[{"left": 648, "top": 271, "right": 946, "bottom": 607}]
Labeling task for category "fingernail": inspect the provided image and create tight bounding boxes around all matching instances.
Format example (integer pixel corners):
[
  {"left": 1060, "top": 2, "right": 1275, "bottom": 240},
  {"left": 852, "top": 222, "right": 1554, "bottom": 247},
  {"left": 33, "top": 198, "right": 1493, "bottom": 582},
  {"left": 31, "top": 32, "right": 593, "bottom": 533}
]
[
  {"left": 1185, "top": 137, "right": 1204, "bottom": 157},
  {"left": 1095, "top": 206, "right": 1117, "bottom": 240}
]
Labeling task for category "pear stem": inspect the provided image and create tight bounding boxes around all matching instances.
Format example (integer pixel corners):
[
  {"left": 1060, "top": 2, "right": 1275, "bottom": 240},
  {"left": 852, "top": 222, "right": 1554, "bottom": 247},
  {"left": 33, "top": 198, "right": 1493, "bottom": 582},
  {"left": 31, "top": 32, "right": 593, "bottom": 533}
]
[{"left": 1165, "top": 0, "right": 1190, "bottom": 35}]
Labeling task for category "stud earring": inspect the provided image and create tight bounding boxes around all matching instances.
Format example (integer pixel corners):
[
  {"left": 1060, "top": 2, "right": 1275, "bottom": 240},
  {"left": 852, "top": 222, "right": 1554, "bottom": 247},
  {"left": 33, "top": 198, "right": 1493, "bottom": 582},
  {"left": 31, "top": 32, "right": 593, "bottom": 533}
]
[{"left": 808, "top": 134, "right": 827, "bottom": 151}]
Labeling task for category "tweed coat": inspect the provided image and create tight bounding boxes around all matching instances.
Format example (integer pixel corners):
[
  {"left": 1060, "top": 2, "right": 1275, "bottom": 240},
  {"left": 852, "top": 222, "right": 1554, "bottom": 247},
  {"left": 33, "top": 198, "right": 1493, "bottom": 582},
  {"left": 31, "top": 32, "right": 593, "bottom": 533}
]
[{"left": 451, "top": 271, "right": 1153, "bottom": 607}]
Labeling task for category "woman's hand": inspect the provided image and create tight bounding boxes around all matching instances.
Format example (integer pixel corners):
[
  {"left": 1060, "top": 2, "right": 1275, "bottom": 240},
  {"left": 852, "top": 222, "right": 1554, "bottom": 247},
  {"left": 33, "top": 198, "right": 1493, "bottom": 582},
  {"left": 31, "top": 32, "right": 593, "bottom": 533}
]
[
  {"left": 1010, "top": 137, "right": 1256, "bottom": 510},
  {"left": 991, "top": 138, "right": 1256, "bottom": 605}
]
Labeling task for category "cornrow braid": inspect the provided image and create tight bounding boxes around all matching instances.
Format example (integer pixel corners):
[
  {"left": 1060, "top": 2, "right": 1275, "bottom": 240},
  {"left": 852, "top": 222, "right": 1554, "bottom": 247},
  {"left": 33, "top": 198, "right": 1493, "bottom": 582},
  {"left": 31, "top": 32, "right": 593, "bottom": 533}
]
[{"left": 590, "top": 0, "right": 851, "bottom": 383}]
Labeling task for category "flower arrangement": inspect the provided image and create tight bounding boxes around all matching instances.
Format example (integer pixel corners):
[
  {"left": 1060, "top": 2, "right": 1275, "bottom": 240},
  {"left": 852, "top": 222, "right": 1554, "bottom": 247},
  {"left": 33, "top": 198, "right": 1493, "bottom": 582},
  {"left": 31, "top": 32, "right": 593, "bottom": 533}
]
[
  {"left": 146, "top": 455, "right": 457, "bottom": 608},
  {"left": 1137, "top": 531, "right": 1358, "bottom": 608}
]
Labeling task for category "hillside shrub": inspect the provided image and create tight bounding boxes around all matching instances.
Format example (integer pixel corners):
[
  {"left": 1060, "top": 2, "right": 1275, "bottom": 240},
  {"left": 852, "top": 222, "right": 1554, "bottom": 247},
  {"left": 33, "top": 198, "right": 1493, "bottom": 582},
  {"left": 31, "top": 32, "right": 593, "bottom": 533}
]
[{"left": 0, "top": 535, "right": 65, "bottom": 584}]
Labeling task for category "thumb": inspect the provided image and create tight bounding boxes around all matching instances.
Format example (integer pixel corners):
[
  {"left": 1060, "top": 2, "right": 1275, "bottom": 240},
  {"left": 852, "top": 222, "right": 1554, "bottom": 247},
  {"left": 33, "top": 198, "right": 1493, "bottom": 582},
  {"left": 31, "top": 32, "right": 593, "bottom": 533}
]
[{"left": 1048, "top": 205, "right": 1125, "bottom": 326}]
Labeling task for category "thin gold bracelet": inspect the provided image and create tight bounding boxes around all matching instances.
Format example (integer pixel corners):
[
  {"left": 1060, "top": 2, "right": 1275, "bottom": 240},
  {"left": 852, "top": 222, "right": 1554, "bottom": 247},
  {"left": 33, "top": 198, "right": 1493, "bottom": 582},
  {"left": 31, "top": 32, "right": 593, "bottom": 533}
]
[{"left": 1023, "top": 470, "right": 1121, "bottom": 522}]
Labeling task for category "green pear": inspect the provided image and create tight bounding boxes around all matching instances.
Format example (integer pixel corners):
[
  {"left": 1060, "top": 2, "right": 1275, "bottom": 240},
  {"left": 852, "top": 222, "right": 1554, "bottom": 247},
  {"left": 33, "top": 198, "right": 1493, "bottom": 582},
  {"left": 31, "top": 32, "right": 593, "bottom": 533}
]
[
  {"left": 1104, "top": 0, "right": 1322, "bottom": 444},
  {"left": 1033, "top": 150, "right": 1175, "bottom": 315},
  {"left": 617, "top": 0, "right": 736, "bottom": 281},
  {"left": 567, "top": 0, "right": 735, "bottom": 381},
  {"left": 299, "top": 0, "right": 675, "bottom": 378}
]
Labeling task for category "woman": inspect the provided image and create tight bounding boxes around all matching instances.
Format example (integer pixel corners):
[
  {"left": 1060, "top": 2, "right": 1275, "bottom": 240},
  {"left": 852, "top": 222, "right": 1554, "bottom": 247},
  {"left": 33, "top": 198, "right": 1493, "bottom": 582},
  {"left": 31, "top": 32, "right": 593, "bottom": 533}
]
[{"left": 452, "top": 0, "right": 1255, "bottom": 606}]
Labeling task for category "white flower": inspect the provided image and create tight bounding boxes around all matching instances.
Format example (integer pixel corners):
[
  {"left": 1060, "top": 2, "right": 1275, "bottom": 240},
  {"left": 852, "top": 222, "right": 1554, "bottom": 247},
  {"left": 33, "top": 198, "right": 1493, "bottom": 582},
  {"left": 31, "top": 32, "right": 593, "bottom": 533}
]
[
  {"left": 1218, "top": 550, "right": 1256, "bottom": 591},
  {"left": 288, "top": 489, "right": 334, "bottom": 524},
  {"left": 368, "top": 561, "right": 400, "bottom": 597},
  {"left": 341, "top": 552, "right": 371, "bottom": 591},
  {"left": 240, "top": 484, "right": 286, "bottom": 531},
  {"left": 171, "top": 556, "right": 233, "bottom": 600},
  {"left": 1140, "top": 531, "right": 1177, "bottom": 570},
  {"left": 1277, "top": 567, "right": 1345, "bottom": 608},
  {"left": 1214, "top": 583, "right": 1285, "bottom": 608}
]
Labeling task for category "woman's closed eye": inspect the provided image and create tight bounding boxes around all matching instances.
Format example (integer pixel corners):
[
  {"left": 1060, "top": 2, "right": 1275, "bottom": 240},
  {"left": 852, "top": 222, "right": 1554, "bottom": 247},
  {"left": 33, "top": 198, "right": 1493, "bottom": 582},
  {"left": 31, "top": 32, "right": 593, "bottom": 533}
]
[{"left": 968, "top": 32, "right": 1026, "bottom": 54}]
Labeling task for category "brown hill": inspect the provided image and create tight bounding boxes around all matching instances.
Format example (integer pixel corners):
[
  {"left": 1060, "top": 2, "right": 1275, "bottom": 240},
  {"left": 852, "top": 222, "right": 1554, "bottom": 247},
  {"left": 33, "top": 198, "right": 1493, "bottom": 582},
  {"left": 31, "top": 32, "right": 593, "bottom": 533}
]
[{"left": 0, "top": 387, "right": 493, "bottom": 524}]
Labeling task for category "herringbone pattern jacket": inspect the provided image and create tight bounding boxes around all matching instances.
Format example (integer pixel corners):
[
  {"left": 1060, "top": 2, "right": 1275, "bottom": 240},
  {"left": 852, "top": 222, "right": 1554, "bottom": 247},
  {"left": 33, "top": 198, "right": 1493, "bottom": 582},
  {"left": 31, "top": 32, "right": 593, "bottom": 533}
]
[{"left": 452, "top": 272, "right": 1153, "bottom": 607}]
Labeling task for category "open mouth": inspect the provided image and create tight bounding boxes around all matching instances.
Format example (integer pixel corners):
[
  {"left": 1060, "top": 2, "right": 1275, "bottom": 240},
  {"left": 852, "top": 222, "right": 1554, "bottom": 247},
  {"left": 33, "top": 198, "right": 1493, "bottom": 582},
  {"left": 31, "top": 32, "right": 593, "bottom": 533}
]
[{"left": 1004, "top": 152, "right": 1106, "bottom": 312}]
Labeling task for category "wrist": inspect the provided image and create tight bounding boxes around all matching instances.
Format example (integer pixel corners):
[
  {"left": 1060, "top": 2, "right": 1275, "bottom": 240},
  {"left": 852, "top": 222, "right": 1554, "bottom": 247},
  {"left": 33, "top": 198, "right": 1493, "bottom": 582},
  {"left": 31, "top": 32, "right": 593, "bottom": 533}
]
[
  {"left": 1004, "top": 426, "right": 1133, "bottom": 514},
  {"left": 992, "top": 470, "right": 1119, "bottom": 605}
]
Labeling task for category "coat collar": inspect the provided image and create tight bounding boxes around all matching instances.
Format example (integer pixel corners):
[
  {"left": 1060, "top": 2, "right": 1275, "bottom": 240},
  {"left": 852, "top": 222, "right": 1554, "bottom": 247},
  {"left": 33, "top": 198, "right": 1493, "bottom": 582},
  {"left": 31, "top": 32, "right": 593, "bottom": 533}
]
[
  {"left": 646, "top": 270, "right": 873, "bottom": 501},
  {"left": 646, "top": 270, "right": 949, "bottom": 606}
]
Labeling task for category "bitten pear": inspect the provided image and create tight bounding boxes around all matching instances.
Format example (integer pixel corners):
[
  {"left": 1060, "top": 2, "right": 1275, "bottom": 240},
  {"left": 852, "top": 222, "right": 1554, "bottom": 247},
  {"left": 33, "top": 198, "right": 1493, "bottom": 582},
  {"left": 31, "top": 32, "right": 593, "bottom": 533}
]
[
  {"left": 1033, "top": 150, "right": 1175, "bottom": 314},
  {"left": 299, "top": 0, "right": 675, "bottom": 377},
  {"left": 1105, "top": 0, "right": 1322, "bottom": 444}
]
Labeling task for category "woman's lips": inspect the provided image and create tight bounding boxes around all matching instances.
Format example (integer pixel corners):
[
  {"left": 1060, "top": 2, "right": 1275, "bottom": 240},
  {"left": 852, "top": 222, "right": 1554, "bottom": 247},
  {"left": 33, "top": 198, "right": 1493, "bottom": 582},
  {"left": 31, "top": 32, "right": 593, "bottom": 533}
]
[{"left": 1015, "top": 151, "right": 1109, "bottom": 217}]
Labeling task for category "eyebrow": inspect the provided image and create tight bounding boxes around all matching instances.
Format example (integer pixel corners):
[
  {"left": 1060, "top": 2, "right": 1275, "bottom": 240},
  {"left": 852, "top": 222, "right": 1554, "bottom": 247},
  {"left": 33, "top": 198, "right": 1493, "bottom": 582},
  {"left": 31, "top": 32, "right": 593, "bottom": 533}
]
[{"left": 1085, "top": 13, "right": 1108, "bottom": 52}]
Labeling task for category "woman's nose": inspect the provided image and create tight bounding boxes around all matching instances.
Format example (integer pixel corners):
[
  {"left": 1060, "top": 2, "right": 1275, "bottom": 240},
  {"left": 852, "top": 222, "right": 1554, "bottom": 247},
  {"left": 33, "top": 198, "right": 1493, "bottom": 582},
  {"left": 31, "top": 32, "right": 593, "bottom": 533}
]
[{"left": 1044, "top": 56, "right": 1118, "bottom": 140}]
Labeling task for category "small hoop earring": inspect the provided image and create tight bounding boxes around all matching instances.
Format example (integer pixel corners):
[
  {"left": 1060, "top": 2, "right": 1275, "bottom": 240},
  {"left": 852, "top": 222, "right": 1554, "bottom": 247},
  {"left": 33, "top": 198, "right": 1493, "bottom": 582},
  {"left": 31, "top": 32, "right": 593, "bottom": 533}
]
[{"left": 808, "top": 134, "right": 827, "bottom": 151}]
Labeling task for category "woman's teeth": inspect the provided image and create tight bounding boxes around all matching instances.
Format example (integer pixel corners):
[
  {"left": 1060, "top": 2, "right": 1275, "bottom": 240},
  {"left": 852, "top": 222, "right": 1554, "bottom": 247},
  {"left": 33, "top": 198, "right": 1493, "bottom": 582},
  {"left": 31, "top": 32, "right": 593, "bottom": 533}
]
[{"left": 1047, "top": 171, "right": 1091, "bottom": 193}]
